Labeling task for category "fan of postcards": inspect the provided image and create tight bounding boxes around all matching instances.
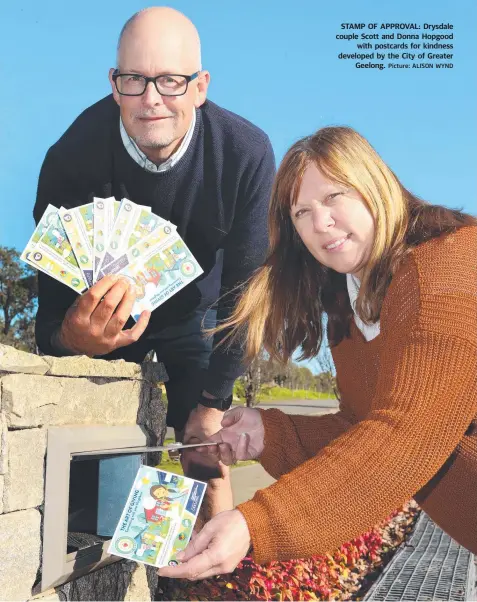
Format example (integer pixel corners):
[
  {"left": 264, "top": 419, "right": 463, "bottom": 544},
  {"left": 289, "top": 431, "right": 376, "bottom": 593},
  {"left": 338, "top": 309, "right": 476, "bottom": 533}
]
[{"left": 21, "top": 198, "right": 203, "bottom": 321}]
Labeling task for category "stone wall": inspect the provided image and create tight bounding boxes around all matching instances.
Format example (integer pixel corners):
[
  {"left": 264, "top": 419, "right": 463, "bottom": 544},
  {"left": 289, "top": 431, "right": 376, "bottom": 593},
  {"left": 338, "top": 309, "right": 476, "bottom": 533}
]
[{"left": 0, "top": 344, "right": 167, "bottom": 602}]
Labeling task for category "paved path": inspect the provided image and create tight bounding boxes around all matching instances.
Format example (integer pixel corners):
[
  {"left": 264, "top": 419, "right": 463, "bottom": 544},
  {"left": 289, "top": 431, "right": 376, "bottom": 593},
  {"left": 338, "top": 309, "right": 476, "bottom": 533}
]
[{"left": 256, "top": 398, "right": 338, "bottom": 413}]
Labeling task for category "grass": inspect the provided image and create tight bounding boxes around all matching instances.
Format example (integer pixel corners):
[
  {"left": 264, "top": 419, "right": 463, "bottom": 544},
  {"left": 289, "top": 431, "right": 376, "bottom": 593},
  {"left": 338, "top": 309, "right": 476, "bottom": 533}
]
[
  {"left": 233, "top": 387, "right": 335, "bottom": 404},
  {"left": 257, "top": 386, "right": 334, "bottom": 401},
  {"left": 156, "top": 456, "right": 185, "bottom": 475},
  {"left": 160, "top": 383, "right": 335, "bottom": 406}
]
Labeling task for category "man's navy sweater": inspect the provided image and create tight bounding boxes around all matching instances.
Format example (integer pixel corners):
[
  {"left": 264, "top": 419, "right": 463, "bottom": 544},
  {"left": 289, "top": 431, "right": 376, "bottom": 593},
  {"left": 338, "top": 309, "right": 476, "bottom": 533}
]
[{"left": 33, "top": 95, "right": 275, "bottom": 397}]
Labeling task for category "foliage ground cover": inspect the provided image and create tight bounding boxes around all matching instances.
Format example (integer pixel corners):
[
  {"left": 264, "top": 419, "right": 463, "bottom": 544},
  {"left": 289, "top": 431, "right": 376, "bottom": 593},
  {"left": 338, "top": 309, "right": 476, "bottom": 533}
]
[{"left": 157, "top": 501, "right": 420, "bottom": 601}]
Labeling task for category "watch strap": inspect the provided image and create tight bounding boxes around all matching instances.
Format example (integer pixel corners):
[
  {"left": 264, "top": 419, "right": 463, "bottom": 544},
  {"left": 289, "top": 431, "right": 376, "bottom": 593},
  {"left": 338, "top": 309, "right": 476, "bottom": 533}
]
[{"left": 198, "top": 393, "right": 233, "bottom": 411}]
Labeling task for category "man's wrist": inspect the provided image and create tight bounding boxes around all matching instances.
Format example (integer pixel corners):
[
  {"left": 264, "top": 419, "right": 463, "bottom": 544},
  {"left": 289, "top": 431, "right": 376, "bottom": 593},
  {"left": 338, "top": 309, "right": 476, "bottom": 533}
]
[
  {"left": 196, "top": 402, "right": 226, "bottom": 418},
  {"left": 198, "top": 391, "right": 233, "bottom": 411},
  {"left": 51, "top": 327, "right": 81, "bottom": 356}
]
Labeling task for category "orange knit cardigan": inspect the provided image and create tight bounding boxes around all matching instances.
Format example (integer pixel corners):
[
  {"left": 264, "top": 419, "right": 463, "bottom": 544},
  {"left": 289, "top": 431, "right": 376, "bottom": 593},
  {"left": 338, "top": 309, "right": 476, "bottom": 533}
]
[{"left": 238, "top": 225, "right": 477, "bottom": 565}]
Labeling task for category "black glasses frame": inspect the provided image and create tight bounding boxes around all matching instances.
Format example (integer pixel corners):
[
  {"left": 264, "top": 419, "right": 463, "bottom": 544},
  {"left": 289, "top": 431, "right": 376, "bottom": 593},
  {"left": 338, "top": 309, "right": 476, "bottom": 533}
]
[{"left": 112, "top": 70, "right": 200, "bottom": 97}]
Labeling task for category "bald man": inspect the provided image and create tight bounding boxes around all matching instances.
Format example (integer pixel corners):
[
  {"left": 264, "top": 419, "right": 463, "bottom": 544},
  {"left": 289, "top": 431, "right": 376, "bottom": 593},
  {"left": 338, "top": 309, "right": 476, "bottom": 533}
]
[{"left": 33, "top": 7, "right": 275, "bottom": 517}]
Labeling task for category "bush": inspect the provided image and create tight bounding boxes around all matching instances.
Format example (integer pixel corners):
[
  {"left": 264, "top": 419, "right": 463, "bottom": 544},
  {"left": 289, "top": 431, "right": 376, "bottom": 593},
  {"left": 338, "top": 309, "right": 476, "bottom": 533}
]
[{"left": 234, "top": 379, "right": 246, "bottom": 400}]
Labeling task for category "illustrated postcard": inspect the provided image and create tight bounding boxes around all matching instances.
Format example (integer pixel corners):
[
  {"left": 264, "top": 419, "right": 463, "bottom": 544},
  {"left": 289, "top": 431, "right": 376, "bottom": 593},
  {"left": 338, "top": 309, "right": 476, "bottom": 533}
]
[
  {"left": 93, "top": 197, "right": 117, "bottom": 281},
  {"left": 99, "top": 198, "right": 156, "bottom": 270},
  {"left": 21, "top": 203, "right": 59, "bottom": 277},
  {"left": 59, "top": 205, "right": 94, "bottom": 287},
  {"left": 98, "top": 220, "right": 177, "bottom": 280},
  {"left": 108, "top": 465, "right": 207, "bottom": 568},
  {"left": 22, "top": 213, "right": 87, "bottom": 293},
  {"left": 119, "top": 232, "right": 203, "bottom": 320}
]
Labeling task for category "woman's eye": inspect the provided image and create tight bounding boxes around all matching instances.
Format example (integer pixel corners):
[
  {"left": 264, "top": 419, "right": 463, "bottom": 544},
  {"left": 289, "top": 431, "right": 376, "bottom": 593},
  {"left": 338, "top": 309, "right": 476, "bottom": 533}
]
[
  {"left": 294, "top": 208, "right": 308, "bottom": 218},
  {"left": 326, "top": 192, "right": 342, "bottom": 203}
]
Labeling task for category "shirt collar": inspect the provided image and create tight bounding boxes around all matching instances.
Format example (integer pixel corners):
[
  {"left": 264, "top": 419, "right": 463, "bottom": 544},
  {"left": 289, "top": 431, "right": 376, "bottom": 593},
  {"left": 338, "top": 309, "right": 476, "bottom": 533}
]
[
  {"left": 346, "top": 273, "right": 381, "bottom": 341},
  {"left": 120, "top": 109, "right": 196, "bottom": 173},
  {"left": 346, "top": 273, "right": 361, "bottom": 312}
]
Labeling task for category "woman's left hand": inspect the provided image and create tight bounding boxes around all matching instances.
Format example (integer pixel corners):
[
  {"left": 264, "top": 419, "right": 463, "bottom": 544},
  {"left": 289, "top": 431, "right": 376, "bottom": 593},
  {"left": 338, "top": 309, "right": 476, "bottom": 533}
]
[{"left": 158, "top": 509, "right": 251, "bottom": 580}]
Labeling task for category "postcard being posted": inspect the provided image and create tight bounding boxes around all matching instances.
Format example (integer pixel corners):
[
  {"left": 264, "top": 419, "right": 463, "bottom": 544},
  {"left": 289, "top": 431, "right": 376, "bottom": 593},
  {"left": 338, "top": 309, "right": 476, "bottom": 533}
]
[{"left": 108, "top": 465, "right": 206, "bottom": 568}]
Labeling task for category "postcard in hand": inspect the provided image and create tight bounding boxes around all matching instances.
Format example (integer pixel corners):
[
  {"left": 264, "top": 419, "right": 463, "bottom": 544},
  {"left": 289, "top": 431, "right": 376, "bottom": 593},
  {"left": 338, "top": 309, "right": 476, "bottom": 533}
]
[
  {"left": 98, "top": 221, "right": 176, "bottom": 280},
  {"left": 93, "top": 197, "right": 116, "bottom": 280},
  {"left": 100, "top": 199, "right": 154, "bottom": 270},
  {"left": 20, "top": 203, "right": 59, "bottom": 277},
  {"left": 23, "top": 213, "right": 87, "bottom": 293},
  {"left": 59, "top": 205, "right": 94, "bottom": 287},
  {"left": 123, "top": 233, "right": 204, "bottom": 320},
  {"left": 108, "top": 465, "right": 206, "bottom": 568}
]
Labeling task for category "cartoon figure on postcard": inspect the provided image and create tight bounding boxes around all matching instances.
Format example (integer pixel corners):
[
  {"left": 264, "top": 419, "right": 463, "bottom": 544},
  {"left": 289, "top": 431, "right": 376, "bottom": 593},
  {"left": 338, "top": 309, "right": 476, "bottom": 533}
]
[{"left": 109, "top": 466, "right": 206, "bottom": 568}]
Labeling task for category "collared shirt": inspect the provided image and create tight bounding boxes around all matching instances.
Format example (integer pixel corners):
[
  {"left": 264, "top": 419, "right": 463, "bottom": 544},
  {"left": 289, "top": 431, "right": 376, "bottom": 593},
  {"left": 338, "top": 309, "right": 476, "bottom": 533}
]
[
  {"left": 346, "top": 273, "right": 381, "bottom": 341},
  {"left": 119, "top": 109, "right": 197, "bottom": 173}
]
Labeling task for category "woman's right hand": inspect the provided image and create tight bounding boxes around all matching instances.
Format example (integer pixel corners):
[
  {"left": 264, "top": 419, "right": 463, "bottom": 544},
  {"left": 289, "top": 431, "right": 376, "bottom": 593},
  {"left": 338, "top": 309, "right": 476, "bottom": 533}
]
[{"left": 201, "top": 406, "right": 265, "bottom": 465}]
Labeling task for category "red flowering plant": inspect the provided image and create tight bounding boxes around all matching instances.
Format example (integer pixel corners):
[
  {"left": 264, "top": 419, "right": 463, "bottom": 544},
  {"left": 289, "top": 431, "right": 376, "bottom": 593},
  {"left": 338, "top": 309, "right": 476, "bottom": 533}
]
[{"left": 157, "top": 502, "right": 419, "bottom": 601}]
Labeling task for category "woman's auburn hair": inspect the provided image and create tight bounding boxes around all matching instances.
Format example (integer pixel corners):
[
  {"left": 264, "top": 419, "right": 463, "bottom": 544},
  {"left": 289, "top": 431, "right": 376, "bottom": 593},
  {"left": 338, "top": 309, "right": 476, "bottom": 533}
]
[{"left": 212, "top": 126, "right": 477, "bottom": 364}]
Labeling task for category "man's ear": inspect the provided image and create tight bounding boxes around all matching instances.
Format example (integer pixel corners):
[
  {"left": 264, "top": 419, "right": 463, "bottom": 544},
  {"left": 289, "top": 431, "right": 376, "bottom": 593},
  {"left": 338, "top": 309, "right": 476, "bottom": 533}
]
[
  {"left": 194, "top": 70, "right": 210, "bottom": 108},
  {"left": 109, "top": 68, "right": 121, "bottom": 106}
]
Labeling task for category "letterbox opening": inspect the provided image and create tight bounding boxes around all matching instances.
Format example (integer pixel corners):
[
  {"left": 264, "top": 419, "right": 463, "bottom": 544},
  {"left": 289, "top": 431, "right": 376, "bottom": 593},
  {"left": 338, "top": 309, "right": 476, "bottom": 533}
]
[
  {"left": 67, "top": 453, "right": 143, "bottom": 554},
  {"left": 40, "top": 425, "right": 151, "bottom": 593}
]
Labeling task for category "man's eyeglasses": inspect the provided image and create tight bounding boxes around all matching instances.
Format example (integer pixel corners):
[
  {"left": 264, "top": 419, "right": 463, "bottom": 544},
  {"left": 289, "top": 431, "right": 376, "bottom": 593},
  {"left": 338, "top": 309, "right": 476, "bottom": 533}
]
[{"left": 112, "top": 70, "right": 199, "bottom": 97}]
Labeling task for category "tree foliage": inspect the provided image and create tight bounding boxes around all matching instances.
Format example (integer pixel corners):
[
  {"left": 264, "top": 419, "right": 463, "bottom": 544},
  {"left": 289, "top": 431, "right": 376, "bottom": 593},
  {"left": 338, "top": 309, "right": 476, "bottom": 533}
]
[
  {"left": 313, "top": 343, "right": 340, "bottom": 401},
  {"left": 0, "top": 247, "right": 38, "bottom": 352},
  {"left": 236, "top": 347, "right": 338, "bottom": 405}
]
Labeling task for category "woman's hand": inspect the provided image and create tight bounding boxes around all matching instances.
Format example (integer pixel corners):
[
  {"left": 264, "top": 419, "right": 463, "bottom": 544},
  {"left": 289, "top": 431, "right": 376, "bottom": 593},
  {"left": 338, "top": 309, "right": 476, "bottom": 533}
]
[
  {"left": 200, "top": 406, "right": 265, "bottom": 465},
  {"left": 158, "top": 510, "right": 251, "bottom": 580}
]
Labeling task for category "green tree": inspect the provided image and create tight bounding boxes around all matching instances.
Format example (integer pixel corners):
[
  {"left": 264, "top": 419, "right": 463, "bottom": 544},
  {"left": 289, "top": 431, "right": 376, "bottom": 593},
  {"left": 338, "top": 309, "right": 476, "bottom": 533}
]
[
  {"left": 288, "top": 365, "right": 315, "bottom": 390},
  {"left": 244, "top": 356, "right": 263, "bottom": 407},
  {"left": 314, "top": 344, "right": 340, "bottom": 400},
  {"left": 0, "top": 247, "right": 38, "bottom": 352}
]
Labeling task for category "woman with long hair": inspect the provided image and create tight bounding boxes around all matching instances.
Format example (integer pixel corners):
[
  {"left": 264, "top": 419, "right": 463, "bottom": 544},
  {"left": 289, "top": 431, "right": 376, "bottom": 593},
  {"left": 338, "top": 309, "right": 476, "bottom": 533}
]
[{"left": 159, "top": 126, "right": 477, "bottom": 580}]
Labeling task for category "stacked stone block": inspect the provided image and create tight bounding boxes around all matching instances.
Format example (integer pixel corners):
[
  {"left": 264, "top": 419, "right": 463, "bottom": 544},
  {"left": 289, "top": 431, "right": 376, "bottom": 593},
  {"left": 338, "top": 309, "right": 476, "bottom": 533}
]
[{"left": 0, "top": 344, "right": 166, "bottom": 601}]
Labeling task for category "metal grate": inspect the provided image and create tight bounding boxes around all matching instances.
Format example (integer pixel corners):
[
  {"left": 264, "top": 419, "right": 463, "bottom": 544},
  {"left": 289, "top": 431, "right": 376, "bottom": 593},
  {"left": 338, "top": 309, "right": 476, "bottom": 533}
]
[
  {"left": 363, "top": 512, "right": 476, "bottom": 601},
  {"left": 67, "top": 531, "right": 109, "bottom": 554}
]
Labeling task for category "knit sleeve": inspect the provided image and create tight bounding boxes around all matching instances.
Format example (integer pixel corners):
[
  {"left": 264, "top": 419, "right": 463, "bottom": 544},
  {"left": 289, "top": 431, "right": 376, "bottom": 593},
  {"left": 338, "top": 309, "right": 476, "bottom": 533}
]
[
  {"left": 238, "top": 243, "right": 477, "bottom": 564},
  {"left": 203, "top": 139, "right": 276, "bottom": 398},
  {"left": 257, "top": 408, "right": 354, "bottom": 480}
]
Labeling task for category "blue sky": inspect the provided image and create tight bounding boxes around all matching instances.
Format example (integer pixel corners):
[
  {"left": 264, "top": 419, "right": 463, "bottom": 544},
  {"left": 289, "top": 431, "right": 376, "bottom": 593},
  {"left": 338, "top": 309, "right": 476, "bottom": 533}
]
[{"left": 1, "top": 0, "right": 476, "bottom": 372}]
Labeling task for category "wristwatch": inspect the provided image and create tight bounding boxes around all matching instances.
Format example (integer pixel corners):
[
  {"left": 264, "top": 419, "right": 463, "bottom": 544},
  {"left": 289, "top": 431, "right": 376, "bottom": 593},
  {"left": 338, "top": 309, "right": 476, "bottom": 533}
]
[{"left": 198, "top": 393, "right": 233, "bottom": 411}]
